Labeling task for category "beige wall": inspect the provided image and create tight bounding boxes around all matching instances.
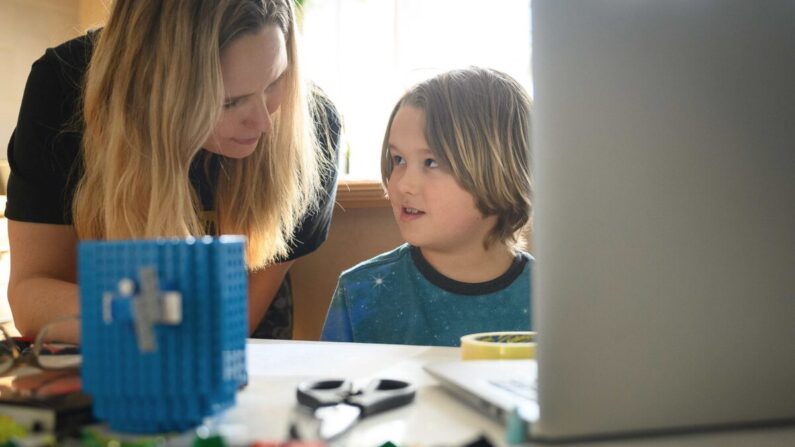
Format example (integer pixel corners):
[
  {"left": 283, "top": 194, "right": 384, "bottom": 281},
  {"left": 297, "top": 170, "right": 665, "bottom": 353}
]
[
  {"left": 292, "top": 204, "right": 404, "bottom": 340},
  {"left": 79, "top": 0, "right": 109, "bottom": 31},
  {"left": 0, "top": 0, "right": 106, "bottom": 161},
  {"left": 0, "top": 0, "right": 79, "bottom": 159}
]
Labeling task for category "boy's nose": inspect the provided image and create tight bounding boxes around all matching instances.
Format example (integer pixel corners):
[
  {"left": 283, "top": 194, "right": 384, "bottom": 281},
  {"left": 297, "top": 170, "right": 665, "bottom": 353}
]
[{"left": 397, "top": 169, "right": 420, "bottom": 195}]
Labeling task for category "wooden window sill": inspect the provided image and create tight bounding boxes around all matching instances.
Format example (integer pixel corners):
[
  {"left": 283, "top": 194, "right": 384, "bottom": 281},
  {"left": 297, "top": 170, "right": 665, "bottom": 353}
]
[{"left": 335, "top": 179, "right": 389, "bottom": 209}]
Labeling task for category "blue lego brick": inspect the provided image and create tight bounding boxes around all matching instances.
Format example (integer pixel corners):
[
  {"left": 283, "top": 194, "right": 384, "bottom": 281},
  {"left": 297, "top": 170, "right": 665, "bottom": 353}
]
[{"left": 79, "top": 237, "right": 247, "bottom": 433}]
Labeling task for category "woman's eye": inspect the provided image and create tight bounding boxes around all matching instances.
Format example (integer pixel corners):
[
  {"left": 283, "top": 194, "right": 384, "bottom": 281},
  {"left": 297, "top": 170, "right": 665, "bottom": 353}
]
[
  {"left": 223, "top": 99, "right": 240, "bottom": 109},
  {"left": 267, "top": 73, "right": 286, "bottom": 93},
  {"left": 266, "top": 80, "right": 281, "bottom": 94},
  {"left": 424, "top": 158, "right": 438, "bottom": 168}
]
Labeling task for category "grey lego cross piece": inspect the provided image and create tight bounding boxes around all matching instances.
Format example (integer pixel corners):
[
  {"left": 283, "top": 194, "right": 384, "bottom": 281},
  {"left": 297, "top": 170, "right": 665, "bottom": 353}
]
[{"left": 103, "top": 266, "right": 183, "bottom": 353}]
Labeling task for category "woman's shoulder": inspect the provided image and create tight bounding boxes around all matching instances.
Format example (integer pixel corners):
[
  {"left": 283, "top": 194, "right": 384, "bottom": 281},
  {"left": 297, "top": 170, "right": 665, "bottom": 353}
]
[
  {"left": 48, "top": 32, "right": 95, "bottom": 60},
  {"left": 37, "top": 32, "right": 96, "bottom": 83},
  {"left": 309, "top": 85, "right": 342, "bottom": 153},
  {"left": 309, "top": 85, "right": 340, "bottom": 124},
  {"left": 4, "top": 33, "right": 97, "bottom": 225}
]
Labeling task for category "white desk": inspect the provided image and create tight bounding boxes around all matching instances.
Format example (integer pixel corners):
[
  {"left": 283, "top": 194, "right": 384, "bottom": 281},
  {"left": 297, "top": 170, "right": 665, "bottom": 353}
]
[
  {"left": 223, "top": 339, "right": 495, "bottom": 446},
  {"left": 220, "top": 340, "right": 795, "bottom": 447}
]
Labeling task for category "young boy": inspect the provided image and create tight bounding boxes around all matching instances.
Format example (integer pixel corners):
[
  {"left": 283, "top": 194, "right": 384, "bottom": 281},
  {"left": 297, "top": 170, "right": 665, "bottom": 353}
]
[{"left": 322, "top": 67, "right": 532, "bottom": 346}]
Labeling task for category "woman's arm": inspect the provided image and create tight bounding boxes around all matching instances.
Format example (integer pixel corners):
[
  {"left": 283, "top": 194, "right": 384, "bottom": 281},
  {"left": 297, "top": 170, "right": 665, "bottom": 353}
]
[
  {"left": 7, "top": 220, "right": 80, "bottom": 343},
  {"left": 8, "top": 218, "right": 295, "bottom": 341},
  {"left": 247, "top": 260, "right": 294, "bottom": 334}
]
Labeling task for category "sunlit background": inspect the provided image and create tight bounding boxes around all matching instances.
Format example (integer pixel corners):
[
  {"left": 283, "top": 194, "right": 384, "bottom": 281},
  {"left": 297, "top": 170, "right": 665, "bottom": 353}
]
[{"left": 300, "top": 0, "right": 532, "bottom": 179}]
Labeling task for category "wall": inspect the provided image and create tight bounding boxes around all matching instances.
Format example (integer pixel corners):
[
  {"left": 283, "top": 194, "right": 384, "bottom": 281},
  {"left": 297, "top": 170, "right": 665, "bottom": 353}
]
[
  {"left": 78, "top": 0, "right": 108, "bottom": 31},
  {"left": 0, "top": 0, "right": 107, "bottom": 162},
  {"left": 0, "top": 0, "right": 82, "bottom": 160}
]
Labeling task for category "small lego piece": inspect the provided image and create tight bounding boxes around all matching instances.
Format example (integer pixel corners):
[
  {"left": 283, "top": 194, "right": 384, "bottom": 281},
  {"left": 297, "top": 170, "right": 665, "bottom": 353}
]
[{"left": 101, "top": 268, "right": 184, "bottom": 353}]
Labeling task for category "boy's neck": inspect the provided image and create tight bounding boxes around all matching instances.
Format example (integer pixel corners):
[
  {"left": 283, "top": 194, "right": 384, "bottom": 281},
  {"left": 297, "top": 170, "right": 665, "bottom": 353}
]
[{"left": 418, "top": 242, "right": 516, "bottom": 284}]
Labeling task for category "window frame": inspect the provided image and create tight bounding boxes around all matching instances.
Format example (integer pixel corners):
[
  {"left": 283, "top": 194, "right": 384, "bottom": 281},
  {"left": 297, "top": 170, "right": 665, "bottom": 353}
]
[{"left": 335, "top": 179, "right": 389, "bottom": 209}]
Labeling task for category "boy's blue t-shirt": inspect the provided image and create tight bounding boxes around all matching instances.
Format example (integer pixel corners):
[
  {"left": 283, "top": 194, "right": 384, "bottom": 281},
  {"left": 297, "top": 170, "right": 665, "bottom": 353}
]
[{"left": 321, "top": 243, "right": 532, "bottom": 347}]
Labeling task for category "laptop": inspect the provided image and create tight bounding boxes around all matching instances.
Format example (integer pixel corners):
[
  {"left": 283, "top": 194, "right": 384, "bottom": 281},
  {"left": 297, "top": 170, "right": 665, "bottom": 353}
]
[
  {"left": 424, "top": 360, "right": 538, "bottom": 422},
  {"left": 425, "top": 0, "right": 795, "bottom": 442}
]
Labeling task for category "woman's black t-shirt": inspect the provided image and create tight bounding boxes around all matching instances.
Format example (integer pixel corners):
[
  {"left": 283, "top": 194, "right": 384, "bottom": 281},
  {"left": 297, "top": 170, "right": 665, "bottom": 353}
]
[{"left": 5, "top": 33, "right": 341, "bottom": 338}]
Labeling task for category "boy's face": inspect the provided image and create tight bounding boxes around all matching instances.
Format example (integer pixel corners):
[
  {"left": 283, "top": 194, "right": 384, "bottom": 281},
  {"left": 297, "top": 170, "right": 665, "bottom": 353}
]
[{"left": 386, "top": 105, "right": 498, "bottom": 254}]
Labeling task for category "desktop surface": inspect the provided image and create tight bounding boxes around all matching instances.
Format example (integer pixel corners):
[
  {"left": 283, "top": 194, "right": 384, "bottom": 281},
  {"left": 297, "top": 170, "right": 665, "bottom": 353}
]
[
  {"left": 214, "top": 339, "right": 795, "bottom": 447},
  {"left": 226, "top": 339, "right": 498, "bottom": 446}
]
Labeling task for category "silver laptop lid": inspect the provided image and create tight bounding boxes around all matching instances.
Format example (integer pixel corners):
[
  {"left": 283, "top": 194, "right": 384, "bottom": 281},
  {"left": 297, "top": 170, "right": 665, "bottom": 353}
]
[
  {"left": 533, "top": 1, "right": 795, "bottom": 440},
  {"left": 423, "top": 360, "right": 538, "bottom": 424}
]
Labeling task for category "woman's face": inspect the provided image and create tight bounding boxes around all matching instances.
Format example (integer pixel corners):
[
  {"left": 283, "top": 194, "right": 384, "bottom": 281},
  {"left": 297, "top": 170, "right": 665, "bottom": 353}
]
[{"left": 203, "top": 25, "right": 288, "bottom": 159}]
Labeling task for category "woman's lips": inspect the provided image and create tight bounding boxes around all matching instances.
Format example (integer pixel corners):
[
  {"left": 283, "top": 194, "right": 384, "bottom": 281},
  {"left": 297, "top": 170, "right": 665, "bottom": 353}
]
[{"left": 232, "top": 137, "right": 260, "bottom": 146}]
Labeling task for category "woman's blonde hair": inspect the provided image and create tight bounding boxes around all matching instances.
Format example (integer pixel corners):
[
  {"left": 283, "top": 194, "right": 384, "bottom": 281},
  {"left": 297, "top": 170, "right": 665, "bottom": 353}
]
[
  {"left": 75, "top": 0, "right": 326, "bottom": 269},
  {"left": 381, "top": 67, "right": 532, "bottom": 250}
]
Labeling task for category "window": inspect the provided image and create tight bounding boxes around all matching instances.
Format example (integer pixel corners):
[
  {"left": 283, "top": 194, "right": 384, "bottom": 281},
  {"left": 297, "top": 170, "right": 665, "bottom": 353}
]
[{"left": 301, "top": 0, "right": 532, "bottom": 180}]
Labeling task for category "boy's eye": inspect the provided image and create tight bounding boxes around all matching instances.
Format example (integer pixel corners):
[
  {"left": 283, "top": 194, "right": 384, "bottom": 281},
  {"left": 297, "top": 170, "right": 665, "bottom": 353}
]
[
  {"left": 424, "top": 158, "right": 438, "bottom": 168},
  {"left": 392, "top": 155, "right": 405, "bottom": 165}
]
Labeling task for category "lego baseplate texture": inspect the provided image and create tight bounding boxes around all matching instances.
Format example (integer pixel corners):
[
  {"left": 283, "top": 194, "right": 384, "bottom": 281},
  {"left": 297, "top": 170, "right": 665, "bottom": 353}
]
[{"left": 78, "top": 236, "right": 248, "bottom": 433}]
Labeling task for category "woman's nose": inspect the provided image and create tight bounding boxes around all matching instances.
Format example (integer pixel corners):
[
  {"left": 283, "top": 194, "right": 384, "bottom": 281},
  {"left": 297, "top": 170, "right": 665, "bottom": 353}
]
[{"left": 246, "top": 94, "right": 273, "bottom": 134}]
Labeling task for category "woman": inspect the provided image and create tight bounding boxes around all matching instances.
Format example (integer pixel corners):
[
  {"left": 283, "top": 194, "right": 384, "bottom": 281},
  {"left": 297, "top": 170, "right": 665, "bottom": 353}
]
[{"left": 5, "top": 0, "right": 340, "bottom": 343}]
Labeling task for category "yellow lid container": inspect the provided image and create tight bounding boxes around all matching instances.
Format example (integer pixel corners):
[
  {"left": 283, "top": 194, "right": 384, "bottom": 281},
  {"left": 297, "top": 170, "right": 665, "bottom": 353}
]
[{"left": 460, "top": 331, "right": 536, "bottom": 360}]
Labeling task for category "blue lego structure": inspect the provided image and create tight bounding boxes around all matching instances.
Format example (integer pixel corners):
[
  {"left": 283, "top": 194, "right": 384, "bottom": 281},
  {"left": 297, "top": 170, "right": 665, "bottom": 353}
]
[{"left": 78, "top": 236, "right": 248, "bottom": 433}]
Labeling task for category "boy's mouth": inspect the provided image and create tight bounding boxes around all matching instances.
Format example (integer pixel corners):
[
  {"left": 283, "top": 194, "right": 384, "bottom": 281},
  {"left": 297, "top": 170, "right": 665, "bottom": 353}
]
[{"left": 400, "top": 206, "right": 426, "bottom": 221}]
